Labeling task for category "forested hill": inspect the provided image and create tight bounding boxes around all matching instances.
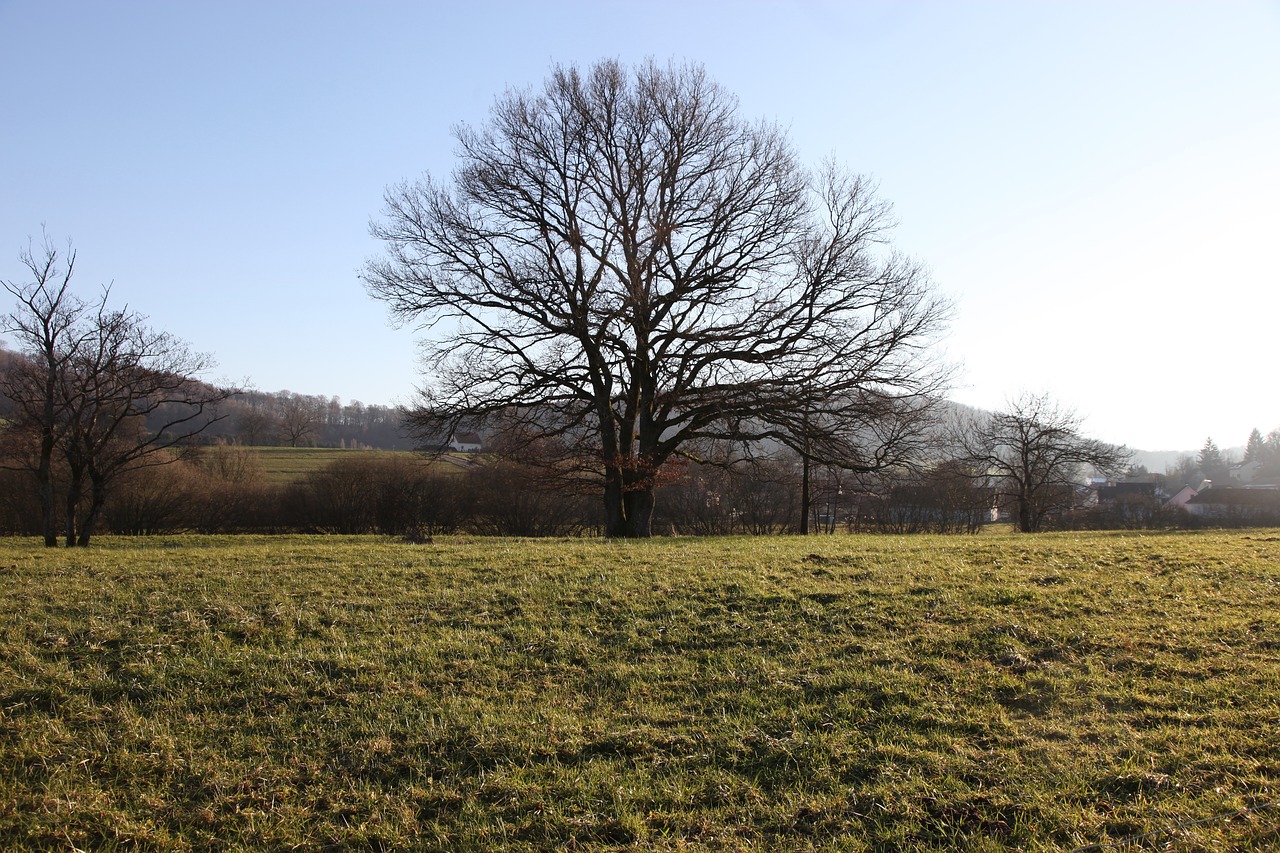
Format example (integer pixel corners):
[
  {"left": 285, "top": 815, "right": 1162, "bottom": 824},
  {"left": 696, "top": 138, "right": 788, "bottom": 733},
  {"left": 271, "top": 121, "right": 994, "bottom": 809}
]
[
  {"left": 2, "top": 342, "right": 1225, "bottom": 459},
  {"left": 211, "top": 389, "right": 415, "bottom": 450},
  {"left": 0, "top": 344, "right": 414, "bottom": 450}
]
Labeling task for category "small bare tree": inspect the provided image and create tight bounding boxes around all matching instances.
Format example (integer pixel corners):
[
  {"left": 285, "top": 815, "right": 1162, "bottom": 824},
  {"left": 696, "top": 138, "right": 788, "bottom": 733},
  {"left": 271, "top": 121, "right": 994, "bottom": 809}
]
[
  {"left": 57, "top": 305, "right": 234, "bottom": 545},
  {"left": 1, "top": 237, "right": 94, "bottom": 545},
  {"left": 278, "top": 392, "right": 324, "bottom": 447},
  {"left": 954, "top": 393, "right": 1130, "bottom": 532},
  {"left": 365, "top": 60, "right": 950, "bottom": 537},
  {"left": 233, "top": 398, "right": 280, "bottom": 446},
  {"left": 2, "top": 235, "right": 236, "bottom": 546}
]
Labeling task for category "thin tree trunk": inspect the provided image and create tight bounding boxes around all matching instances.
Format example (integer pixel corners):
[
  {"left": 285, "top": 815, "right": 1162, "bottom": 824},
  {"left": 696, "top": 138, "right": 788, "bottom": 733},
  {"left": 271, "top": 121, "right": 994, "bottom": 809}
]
[
  {"left": 62, "top": 448, "right": 93, "bottom": 546},
  {"left": 76, "top": 482, "right": 107, "bottom": 547},
  {"left": 63, "top": 469, "right": 84, "bottom": 547},
  {"left": 37, "top": 445, "right": 58, "bottom": 547},
  {"left": 800, "top": 454, "right": 811, "bottom": 534}
]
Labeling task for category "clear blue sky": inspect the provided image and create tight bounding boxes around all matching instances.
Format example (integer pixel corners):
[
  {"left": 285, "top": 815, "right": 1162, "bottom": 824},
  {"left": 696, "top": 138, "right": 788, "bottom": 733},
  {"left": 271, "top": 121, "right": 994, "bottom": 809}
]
[{"left": 2, "top": 1, "right": 1277, "bottom": 452}]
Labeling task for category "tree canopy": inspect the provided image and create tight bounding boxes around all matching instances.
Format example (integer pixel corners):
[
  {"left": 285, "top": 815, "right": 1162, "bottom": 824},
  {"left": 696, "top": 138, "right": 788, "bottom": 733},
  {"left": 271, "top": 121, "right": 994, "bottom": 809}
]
[{"left": 365, "top": 60, "right": 950, "bottom": 537}]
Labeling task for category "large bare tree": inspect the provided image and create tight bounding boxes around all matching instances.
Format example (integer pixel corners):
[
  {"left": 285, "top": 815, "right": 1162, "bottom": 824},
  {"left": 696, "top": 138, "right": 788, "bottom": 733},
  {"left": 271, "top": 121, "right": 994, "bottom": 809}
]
[
  {"left": 954, "top": 393, "right": 1130, "bottom": 532},
  {"left": 365, "top": 60, "right": 950, "bottom": 537}
]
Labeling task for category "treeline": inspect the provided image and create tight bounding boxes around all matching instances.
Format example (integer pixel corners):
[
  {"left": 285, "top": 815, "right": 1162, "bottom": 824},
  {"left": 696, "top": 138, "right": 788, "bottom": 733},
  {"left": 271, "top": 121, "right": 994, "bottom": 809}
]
[
  {"left": 211, "top": 390, "right": 414, "bottom": 450},
  {"left": 2, "top": 369, "right": 415, "bottom": 456},
  {"left": 4, "top": 431, "right": 1273, "bottom": 541},
  {"left": 0, "top": 348, "right": 414, "bottom": 453}
]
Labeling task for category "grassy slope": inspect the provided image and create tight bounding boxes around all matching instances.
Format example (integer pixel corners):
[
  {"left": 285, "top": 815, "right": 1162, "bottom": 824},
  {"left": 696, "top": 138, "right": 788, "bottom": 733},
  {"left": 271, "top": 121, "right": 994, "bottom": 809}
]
[
  {"left": 249, "top": 447, "right": 467, "bottom": 484},
  {"left": 1, "top": 531, "right": 1278, "bottom": 851},
  {"left": 249, "top": 447, "right": 402, "bottom": 484}
]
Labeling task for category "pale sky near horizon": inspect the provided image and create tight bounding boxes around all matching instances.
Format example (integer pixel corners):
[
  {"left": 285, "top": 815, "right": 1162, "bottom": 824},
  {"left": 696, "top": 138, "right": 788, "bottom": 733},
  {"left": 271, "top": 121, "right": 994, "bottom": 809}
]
[{"left": 2, "top": 1, "right": 1277, "bottom": 453}]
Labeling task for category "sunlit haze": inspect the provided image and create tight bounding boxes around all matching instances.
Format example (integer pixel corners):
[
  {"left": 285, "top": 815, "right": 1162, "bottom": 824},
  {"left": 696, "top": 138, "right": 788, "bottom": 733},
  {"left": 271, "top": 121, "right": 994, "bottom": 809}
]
[{"left": 2, "top": 1, "right": 1276, "bottom": 454}]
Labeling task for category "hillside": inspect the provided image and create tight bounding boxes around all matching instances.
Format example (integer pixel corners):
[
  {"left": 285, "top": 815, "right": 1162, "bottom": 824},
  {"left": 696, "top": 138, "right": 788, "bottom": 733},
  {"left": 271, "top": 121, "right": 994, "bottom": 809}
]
[
  {"left": 1136, "top": 446, "right": 1248, "bottom": 472},
  {"left": 250, "top": 446, "right": 411, "bottom": 484}
]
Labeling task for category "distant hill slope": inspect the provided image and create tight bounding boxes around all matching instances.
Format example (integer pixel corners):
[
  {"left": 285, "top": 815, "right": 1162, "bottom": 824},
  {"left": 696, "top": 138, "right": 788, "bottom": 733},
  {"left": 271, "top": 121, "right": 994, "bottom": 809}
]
[
  {"left": 1130, "top": 449, "right": 1190, "bottom": 473},
  {"left": 1130, "top": 447, "right": 1246, "bottom": 474},
  {"left": 251, "top": 447, "right": 410, "bottom": 484}
]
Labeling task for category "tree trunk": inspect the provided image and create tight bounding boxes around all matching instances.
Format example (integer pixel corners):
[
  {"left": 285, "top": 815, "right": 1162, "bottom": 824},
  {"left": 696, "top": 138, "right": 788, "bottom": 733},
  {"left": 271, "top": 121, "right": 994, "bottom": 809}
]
[
  {"left": 76, "top": 488, "right": 106, "bottom": 547},
  {"left": 37, "top": 431, "right": 58, "bottom": 547},
  {"left": 37, "top": 467, "right": 58, "bottom": 547},
  {"left": 799, "top": 454, "right": 811, "bottom": 535},
  {"left": 63, "top": 469, "right": 84, "bottom": 548},
  {"left": 603, "top": 475, "right": 656, "bottom": 538},
  {"left": 621, "top": 489, "right": 655, "bottom": 538},
  {"left": 63, "top": 490, "right": 77, "bottom": 547},
  {"left": 1017, "top": 495, "right": 1034, "bottom": 533}
]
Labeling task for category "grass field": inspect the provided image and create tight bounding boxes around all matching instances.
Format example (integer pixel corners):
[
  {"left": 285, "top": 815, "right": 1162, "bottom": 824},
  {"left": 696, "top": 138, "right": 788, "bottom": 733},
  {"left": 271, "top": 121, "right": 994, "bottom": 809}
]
[
  {"left": 2, "top": 531, "right": 1278, "bottom": 850},
  {"left": 247, "top": 446, "right": 468, "bottom": 484},
  {"left": 248, "top": 447, "right": 404, "bottom": 484}
]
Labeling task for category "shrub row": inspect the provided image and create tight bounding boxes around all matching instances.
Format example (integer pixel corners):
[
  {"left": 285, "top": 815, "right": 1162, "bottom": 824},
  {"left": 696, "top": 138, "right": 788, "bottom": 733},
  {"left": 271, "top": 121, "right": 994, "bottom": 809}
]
[
  {"left": 0, "top": 449, "right": 594, "bottom": 538},
  {"left": 3, "top": 448, "right": 1241, "bottom": 539}
]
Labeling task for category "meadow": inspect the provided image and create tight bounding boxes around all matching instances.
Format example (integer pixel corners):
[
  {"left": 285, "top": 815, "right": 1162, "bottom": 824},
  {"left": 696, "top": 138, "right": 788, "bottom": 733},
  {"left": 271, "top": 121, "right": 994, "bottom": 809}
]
[
  {"left": 247, "top": 447, "right": 470, "bottom": 485},
  {"left": 248, "top": 447, "right": 406, "bottom": 484},
  {"left": 1, "top": 531, "right": 1277, "bottom": 851}
]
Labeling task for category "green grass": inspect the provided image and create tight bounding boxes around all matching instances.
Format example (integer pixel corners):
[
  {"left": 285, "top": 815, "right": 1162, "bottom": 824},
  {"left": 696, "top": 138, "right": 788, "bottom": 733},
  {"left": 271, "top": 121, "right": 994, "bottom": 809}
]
[{"left": 2, "top": 531, "right": 1279, "bottom": 850}]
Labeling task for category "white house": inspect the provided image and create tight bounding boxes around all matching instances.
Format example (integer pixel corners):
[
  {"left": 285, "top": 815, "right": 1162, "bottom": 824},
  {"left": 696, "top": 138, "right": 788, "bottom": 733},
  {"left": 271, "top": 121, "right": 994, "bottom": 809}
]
[
  {"left": 1232, "top": 460, "right": 1262, "bottom": 485},
  {"left": 447, "top": 432, "right": 483, "bottom": 453}
]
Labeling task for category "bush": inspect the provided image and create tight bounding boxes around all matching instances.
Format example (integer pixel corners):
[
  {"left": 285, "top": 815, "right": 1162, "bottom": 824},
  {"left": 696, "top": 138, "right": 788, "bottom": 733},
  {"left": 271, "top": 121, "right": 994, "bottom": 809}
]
[
  {"left": 654, "top": 461, "right": 799, "bottom": 535},
  {"left": 0, "top": 468, "right": 42, "bottom": 535},
  {"left": 286, "top": 455, "right": 472, "bottom": 536},
  {"left": 102, "top": 462, "right": 200, "bottom": 535},
  {"left": 184, "top": 445, "right": 284, "bottom": 533},
  {"left": 463, "top": 459, "right": 597, "bottom": 536}
]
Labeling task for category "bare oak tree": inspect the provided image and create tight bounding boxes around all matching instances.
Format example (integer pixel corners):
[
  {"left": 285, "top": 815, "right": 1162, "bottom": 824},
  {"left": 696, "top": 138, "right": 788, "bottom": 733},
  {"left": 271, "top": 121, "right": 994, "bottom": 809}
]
[
  {"left": 954, "top": 393, "right": 1130, "bottom": 532},
  {"left": 365, "top": 60, "right": 950, "bottom": 537}
]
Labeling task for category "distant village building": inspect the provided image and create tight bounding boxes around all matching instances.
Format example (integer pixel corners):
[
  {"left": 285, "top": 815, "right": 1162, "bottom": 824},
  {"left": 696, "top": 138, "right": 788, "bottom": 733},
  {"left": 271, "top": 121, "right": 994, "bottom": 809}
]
[
  {"left": 1232, "top": 460, "right": 1262, "bottom": 485},
  {"left": 1163, "top": 485, "right": 1199, "bottom": 510},
  {"left": 1096, "top": 481, "right": 1159, "bottom": 506},
  {"left": 448, "top": 432, "right": 483, "bottom": 453},
  {"left": 1185, "top": 486, "right": 1280, "bottom": 524}
]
